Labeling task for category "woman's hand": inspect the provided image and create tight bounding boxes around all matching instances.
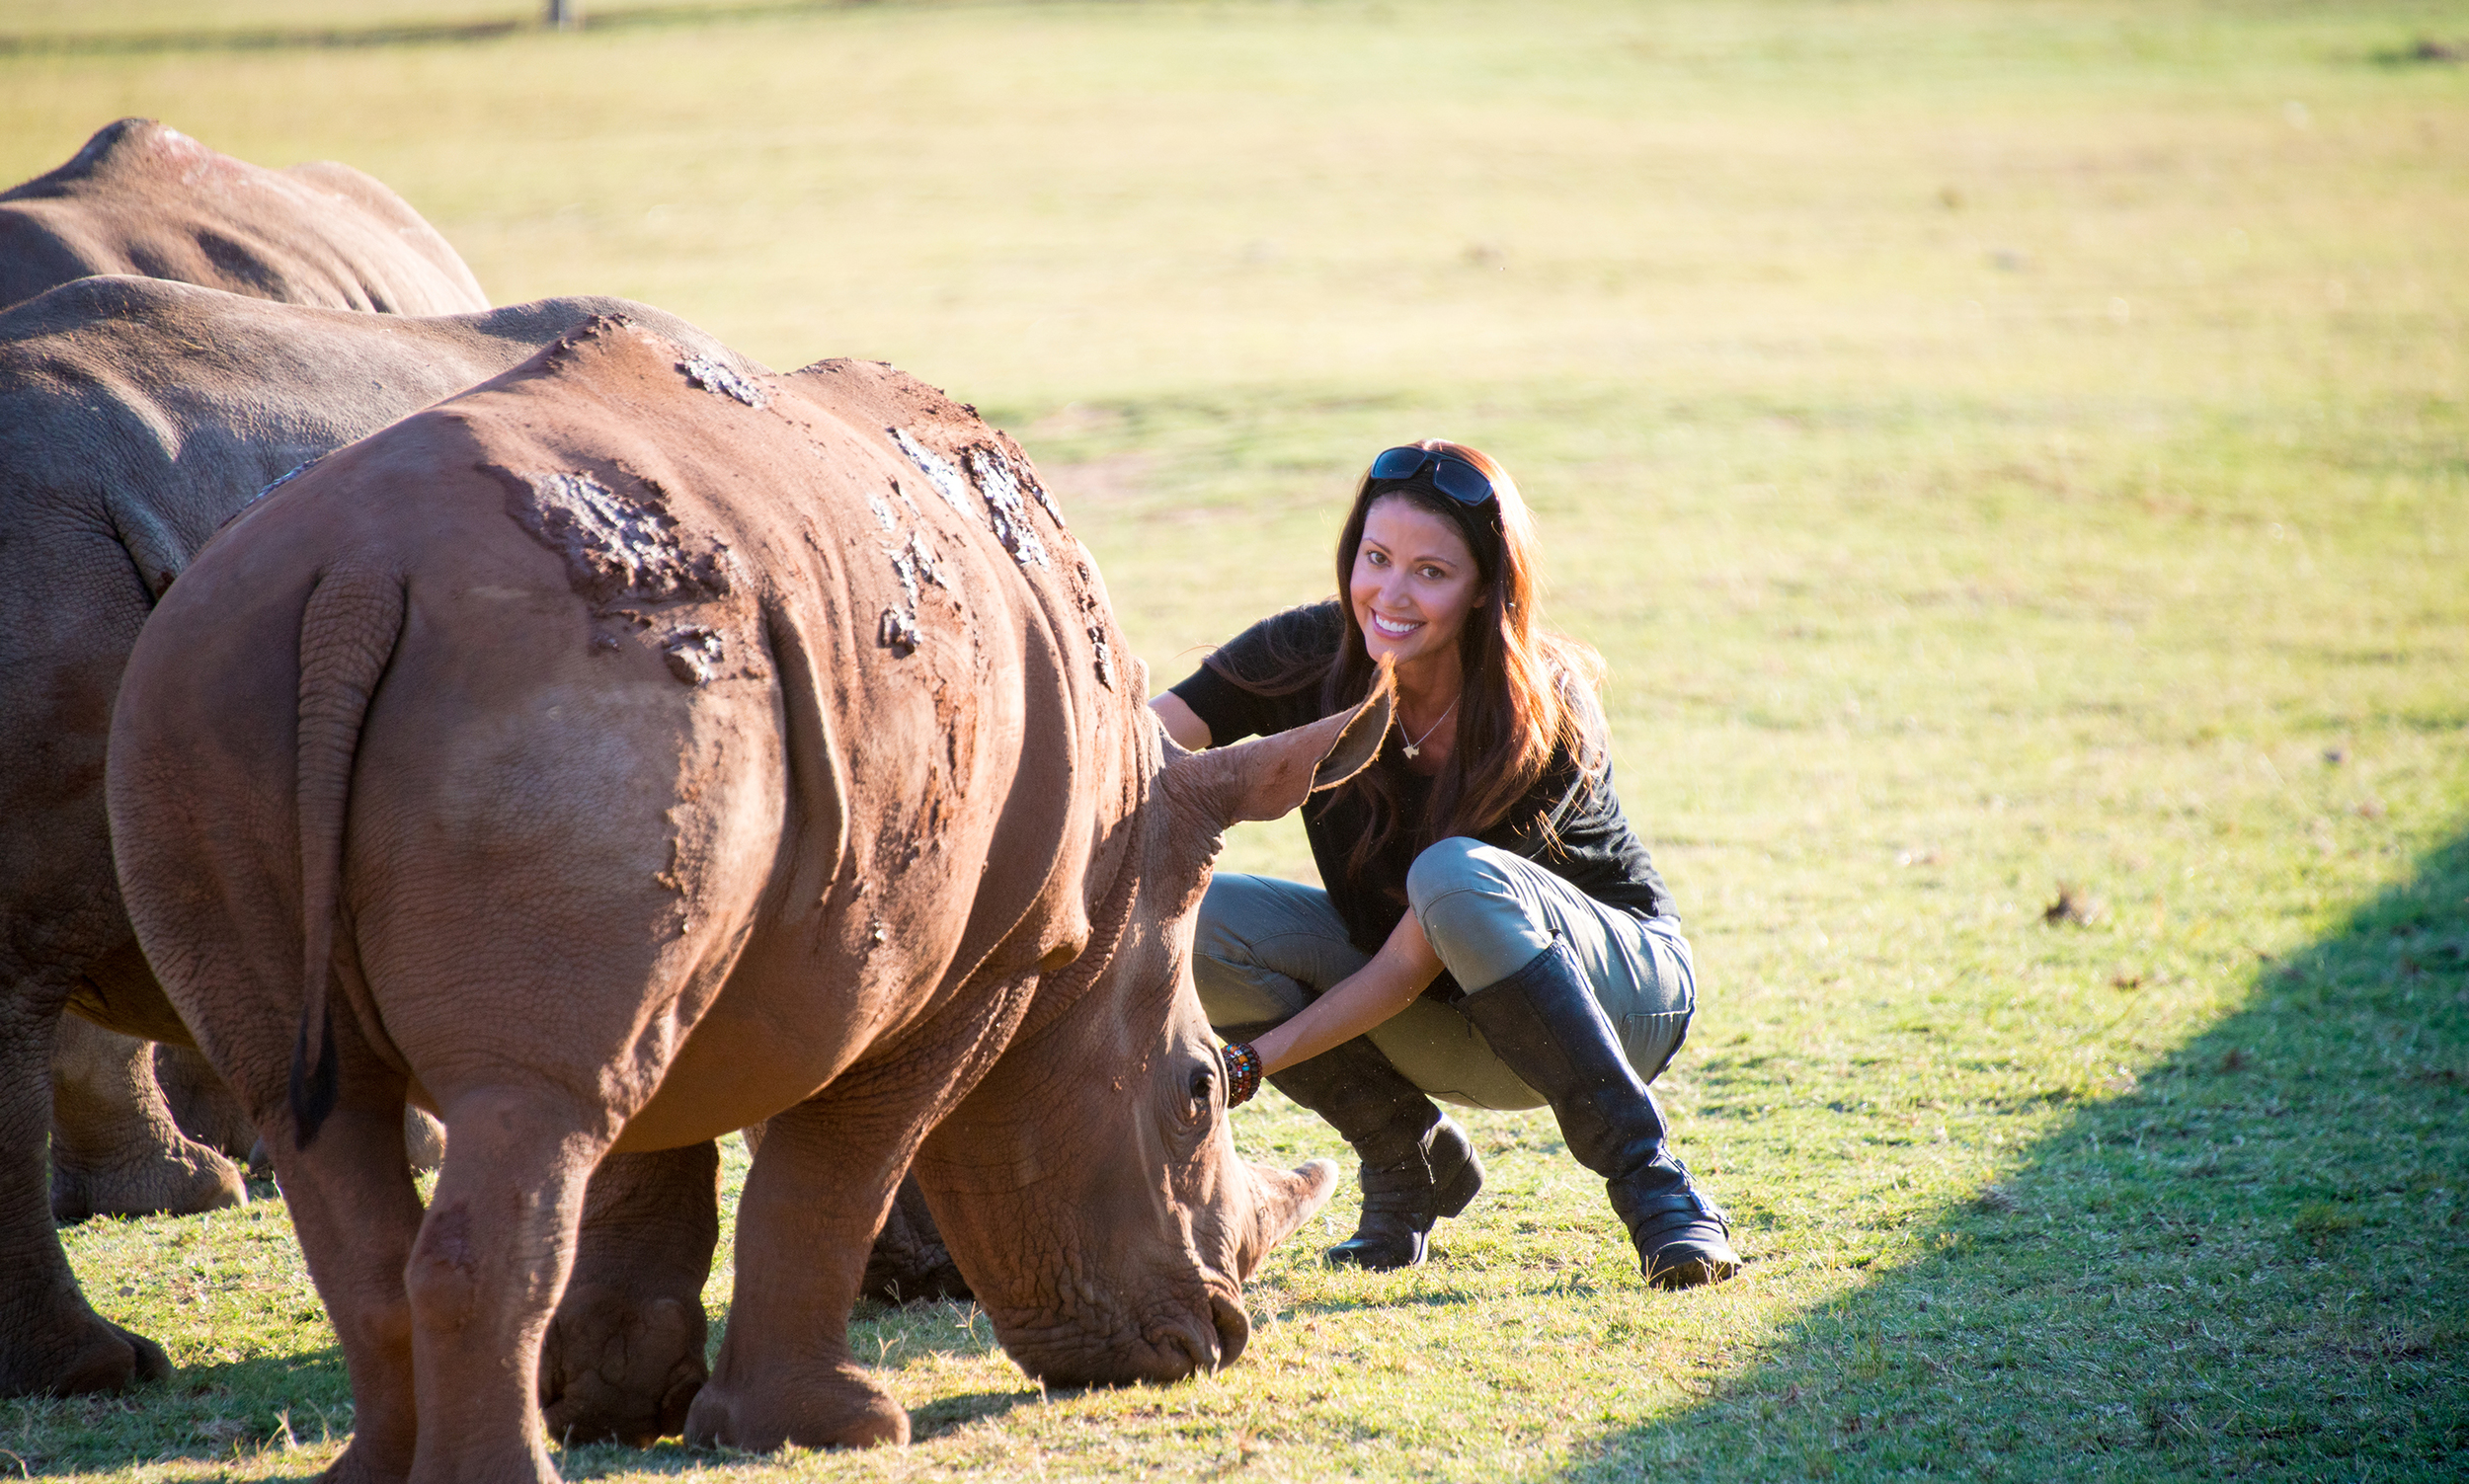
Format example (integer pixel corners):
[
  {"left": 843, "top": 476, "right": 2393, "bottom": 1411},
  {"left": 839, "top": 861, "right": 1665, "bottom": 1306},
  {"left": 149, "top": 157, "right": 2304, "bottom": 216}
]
[{"left": 1247, "top": 910, "right": 1442, "bottom": 1075}]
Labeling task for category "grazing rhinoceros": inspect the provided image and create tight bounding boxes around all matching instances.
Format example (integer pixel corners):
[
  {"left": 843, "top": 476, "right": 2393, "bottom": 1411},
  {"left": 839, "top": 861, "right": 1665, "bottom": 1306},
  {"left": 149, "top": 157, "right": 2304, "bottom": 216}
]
[
  {"left": 108, "top": 317, "right": 1371, "bottom": 1478},
  {"left": 0, "top": 277, "right": 757, "bottom": 1430},
  {"left": 0, "top": 117, "right": 487, "bottom": 314},
  {"left": 2, "top": 116, "right": 487, "bottom": 1299}
]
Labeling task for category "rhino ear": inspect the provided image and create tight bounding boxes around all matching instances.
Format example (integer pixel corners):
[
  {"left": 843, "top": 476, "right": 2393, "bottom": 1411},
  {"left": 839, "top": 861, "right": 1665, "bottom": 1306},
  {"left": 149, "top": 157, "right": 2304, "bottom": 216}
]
[
  {"left": 1171, "top": 662, "right": 1395, "bottom": 827},
  {"left": 1306, "top": 661, "right": 1394, "bottom": 794}
]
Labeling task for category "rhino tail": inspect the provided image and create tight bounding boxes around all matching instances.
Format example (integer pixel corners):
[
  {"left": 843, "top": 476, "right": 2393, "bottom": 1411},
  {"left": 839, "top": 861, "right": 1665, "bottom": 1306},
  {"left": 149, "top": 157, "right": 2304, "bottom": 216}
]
[{"left": 290, "top": 562, "right": 407, "bottom": 1149}]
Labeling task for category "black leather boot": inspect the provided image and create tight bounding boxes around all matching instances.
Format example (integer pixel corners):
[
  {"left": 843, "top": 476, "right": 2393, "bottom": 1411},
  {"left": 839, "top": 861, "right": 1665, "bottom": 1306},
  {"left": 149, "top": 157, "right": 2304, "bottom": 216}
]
[
  {"left": 1222, "top": 1022, "right": 1482, "bottom": 1271},
  {"left": 1457, "top": 937, "right": 1739, "bottom": 1289}
]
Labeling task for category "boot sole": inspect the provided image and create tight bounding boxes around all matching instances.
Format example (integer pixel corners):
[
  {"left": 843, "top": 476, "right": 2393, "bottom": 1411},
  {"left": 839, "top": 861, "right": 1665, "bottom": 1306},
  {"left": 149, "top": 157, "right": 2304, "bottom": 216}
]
[
  {"left": 1643, "top": 1245, "right": 1741, "bottom": 1289},
  {"left": 1322, "top": 1238, "right": 1420, "bottom": 1271}
]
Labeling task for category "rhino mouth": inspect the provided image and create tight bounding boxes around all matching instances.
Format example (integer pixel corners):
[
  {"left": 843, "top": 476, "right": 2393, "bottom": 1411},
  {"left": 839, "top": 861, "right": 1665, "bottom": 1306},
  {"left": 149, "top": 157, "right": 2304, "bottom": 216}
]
[
  {"left": 1140, "top": 1274, "right": 1249, "bottom": 1376},
  {"left": 1003, "top": 1272, "right": 1250, "bottom": 1386},
  {"left": 1205, "top": 1285, "right": 1250, "bottom": 1369}
]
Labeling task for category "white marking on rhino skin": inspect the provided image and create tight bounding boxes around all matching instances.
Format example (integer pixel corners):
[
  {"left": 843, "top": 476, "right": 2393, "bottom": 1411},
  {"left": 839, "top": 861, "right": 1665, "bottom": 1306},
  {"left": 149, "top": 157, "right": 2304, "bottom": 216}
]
[
  {"left": 1089, "top": 625, "right": 1117, "bottom": 690},
  {"left": 663, "top": 627, "right": 724, "bottom": 685},
  {"left": 966, "top": 446, "right": 1049, "bottom": 568},
  {"left": 510, "top": 469, "right": 732, "bottom": 605},
  {"left": 887, "top": 546, "right": 920, "bottom": 611},
  {"left": 913, "top": 532, "right": 949, "bottom": 588},
  {"left": 890, "top": 429, "right": 978, "bottom": 522},
  {"left": 888, "top": 530, "right": 950, "bottom": 611},
  {"left": 251, "top": 455, "right": 323, "bottom": 506},
  {"left": 677, "top": 356, "right": 766, "bottom": 408},
  {"left": 1014, "top": 451, "right": 1068, "bottom": 527},
  {"left": 868, "top": 495, "right": 900, "bottom": 533}
]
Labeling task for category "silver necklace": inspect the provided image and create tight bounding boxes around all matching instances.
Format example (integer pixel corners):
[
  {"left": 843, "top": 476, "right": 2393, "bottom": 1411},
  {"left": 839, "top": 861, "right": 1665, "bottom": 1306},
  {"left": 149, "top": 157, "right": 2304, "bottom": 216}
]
[{"left": 1398, "top": 698, "right": 1458, "bottom": 760}]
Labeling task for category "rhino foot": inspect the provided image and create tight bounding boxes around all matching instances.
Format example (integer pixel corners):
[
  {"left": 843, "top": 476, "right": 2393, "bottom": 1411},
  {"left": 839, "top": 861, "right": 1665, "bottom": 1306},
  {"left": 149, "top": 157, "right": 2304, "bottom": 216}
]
[
  {"left": 310, "top": 1435, "right": 415, "bottom": 1484},
  {"left": 0, "top": 1303, "right": 171, "bottom": 1397},
  {"left": 682, "top": 1361, "right": 909, "bottom": 1451},
  {"left": 539, "top": 1289, "right": 706, "bottom": 1445},
  {"left": 50, "top": 1138, "right": 245, "bottom": 1223},
  {"left": 535, "top": 1142, "right": 719, "bottom": 1444}
]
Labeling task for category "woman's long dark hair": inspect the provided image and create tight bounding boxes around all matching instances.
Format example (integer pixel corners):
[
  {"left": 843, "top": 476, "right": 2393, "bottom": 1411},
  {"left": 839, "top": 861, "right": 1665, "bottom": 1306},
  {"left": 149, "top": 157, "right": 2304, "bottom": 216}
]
[{"left": 1206, "top": 439, "right": 1607, "bottom": 883}]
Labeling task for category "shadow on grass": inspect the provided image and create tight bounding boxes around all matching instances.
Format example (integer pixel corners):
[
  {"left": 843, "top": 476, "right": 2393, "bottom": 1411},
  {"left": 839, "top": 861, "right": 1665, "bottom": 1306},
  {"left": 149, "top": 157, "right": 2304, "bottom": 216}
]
[
  {"left": 0, "top": 1, "right": 861, "bottom": 57},
  {"left": 1579, "top": 831, "right": 2469, "bottom": 1480},
  {"left": 10, "top": 1346, "right": 351, "bottom": 1475},
  {"left": 1285, "top": 1288, "right": 1485, "bottom": 1317},
  {"left": 909, "top": 1387, "right": 1039, "bottom": 1438}
]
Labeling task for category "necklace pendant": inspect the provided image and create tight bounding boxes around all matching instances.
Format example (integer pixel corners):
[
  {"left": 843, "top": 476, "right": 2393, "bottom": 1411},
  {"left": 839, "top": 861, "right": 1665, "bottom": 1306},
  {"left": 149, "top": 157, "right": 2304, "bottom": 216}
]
[{"left": 1396, "top": 697, "right": 1455, "bottom": 763}]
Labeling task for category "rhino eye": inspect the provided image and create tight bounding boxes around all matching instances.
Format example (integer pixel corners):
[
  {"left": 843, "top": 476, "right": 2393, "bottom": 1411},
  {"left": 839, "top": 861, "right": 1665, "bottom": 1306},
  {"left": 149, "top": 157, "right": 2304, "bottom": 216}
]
[{"left": 1187, "top": 1063, "right": 1216, "bottom": 1113}]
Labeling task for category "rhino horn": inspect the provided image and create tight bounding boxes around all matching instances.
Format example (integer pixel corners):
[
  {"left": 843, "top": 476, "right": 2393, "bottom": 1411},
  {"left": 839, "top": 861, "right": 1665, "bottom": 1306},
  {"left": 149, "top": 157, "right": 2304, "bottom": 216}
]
[{"left": 1234, "top": 1156, "right": 1341, "bottom": 1282}]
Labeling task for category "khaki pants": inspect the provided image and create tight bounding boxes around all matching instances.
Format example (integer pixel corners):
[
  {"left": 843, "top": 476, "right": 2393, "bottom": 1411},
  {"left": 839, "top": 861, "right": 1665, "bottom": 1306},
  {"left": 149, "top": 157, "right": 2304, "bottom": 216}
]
[{"left": 1192, "top": 838, "right": 1697, "bottom": 1111}]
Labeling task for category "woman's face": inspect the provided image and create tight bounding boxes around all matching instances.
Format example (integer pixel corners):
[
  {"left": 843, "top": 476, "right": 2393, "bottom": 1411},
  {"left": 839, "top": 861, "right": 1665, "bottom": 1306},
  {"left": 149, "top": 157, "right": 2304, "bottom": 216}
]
[{"left": 1348, "top": 495, "right": 1485, "bottom": 675}]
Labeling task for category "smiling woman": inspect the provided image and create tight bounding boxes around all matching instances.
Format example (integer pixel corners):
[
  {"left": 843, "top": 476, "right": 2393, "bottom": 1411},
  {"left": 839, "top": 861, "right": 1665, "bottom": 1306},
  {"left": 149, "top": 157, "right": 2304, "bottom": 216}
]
[{"left": 1149, "top": 440, "right": 1738, "bottom": 1288}]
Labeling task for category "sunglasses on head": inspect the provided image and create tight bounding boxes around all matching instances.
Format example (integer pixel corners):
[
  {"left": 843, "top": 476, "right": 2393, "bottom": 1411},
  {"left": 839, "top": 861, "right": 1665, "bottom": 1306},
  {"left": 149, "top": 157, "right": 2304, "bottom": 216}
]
[{"left": 1368, "top": 445, "right": 1497, "bottom": 508}]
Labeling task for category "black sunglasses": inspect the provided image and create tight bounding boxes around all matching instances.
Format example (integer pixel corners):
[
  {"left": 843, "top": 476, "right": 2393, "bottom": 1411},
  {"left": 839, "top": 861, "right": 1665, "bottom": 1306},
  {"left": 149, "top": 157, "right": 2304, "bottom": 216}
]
[{"left": 1368, "top": 445, "right": 1497, "bottom": 508}]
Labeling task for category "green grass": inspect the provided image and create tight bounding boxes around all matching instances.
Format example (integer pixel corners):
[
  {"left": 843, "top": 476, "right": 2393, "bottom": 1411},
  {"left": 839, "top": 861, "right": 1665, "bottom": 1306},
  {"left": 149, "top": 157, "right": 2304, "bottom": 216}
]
[{"left": 5, "top": 0, "right": 2465, "bottom": 1478}]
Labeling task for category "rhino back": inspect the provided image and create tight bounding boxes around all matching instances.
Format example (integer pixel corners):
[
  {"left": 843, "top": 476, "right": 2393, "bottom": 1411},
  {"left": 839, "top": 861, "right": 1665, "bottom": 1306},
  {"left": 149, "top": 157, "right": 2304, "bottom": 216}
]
[
  {"left": 0, "top": 281, "right": 754, "bottom": 929},
  {"left": 486, "top": 327, "right": 1131, "bottom": 1045},
  {"left": 121, "top": 316, "right": 1141, "bottom": 1144},
  {"left": 0, "top": 118, "right": 487, "bottom": 315},
  {"left": 0, "top": 279, "right": 755, "bottom": 595}
]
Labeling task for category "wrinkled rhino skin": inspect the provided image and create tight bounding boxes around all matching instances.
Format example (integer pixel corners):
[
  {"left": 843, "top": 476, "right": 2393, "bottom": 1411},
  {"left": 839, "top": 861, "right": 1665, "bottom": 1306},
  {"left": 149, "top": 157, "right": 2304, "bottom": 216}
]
[
  {"left": 739, "top": 1125, "right": 970, "bottom": 1306},
  {"left": 152, "top": 1043, "right": 260, "bottom": 1164},
  {"left": 0, "top": 276, "right": 752, "bottom": 1406},
  {"left": 110, "top": 318, "right": 1374, "bottom": 1481},
  {"left": 540, "top": 1145, "right": 721, "bottom": 1446},
  {"left": 152, "top": 1039, "right": 446, "bottom": 1178},
  {"left": 46, "top": 1016, "right": 247, "bottom": 1224},
  {"left": 862, "top": 1175, "right": 972, "bottom": 1305},
  {"left": 0, "top": 117, "right": 487, "bottom": 315}
]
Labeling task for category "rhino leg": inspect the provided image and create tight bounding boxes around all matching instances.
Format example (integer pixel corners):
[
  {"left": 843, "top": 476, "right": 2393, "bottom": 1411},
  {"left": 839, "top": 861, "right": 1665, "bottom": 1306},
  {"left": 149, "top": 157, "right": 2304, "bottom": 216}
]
[
  {"left": 861, "top": 1173, "right": 972, "bottom": 1305},
  {"left": 403, "top": 1107, "right": 446, "bottom": 1174},
  {"left": 685, "top": 1094, "right": 921, "bottom": 1451},
  {"left": 49, "top": 1017, "right": 246, "bottom": 1222},
  {"left": 155, "top": 1043, "right": 261, "bottom": 1162},
  {"left": 264, "top": 1066, "right": 428, "bottom": 1484},
  {"left": 162, "top": 1044, "right": 435, "bottom": 1182},
  {"left": 539, "top": 1142, "right": 719, "bottom": 1445},
  {"left": 742, "top": 1126, "right": 967, "bottom": 1308},
  {"left": 0, "top": 970, "right": 172, "bottom": 1396},
  {"left": 398, "top": 1086, "right": 615, "bottom": 1484}
]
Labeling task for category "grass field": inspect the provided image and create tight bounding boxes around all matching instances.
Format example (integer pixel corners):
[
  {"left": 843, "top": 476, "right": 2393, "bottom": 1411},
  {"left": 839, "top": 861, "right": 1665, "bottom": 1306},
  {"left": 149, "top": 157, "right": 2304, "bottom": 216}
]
[{"left": 5, "top": 0, "right": 2466, "bottom": 1478}]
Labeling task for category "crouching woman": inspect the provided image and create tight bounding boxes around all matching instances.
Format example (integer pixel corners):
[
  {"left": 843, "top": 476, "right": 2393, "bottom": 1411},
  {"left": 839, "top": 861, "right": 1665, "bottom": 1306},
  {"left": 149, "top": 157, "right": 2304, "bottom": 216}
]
[{"left": 1151, "top": 440, "right": 1738, "bottom": 1288}]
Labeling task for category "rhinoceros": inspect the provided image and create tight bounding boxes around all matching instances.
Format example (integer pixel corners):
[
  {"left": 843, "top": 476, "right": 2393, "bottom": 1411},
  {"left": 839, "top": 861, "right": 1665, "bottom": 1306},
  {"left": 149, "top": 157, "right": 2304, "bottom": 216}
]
[
  {"left": 108, "top": 317, "right": 1375, "bottom": 1477},
  {"left": 2, "top": 116, "right": 489, "bottom": 1297},
  {"left": 0, "top": 117, "right": 487, "bottom": 315},
  {"left": 0, "top": 277, "right": 761, "bottom": 1422}
]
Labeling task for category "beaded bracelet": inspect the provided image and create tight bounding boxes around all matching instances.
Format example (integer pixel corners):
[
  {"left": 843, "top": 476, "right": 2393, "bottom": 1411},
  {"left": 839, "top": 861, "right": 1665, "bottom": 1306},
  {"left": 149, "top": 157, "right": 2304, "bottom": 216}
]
[{"left": 1222, "top": 1042, "right": 1263, "bottom": 1108}]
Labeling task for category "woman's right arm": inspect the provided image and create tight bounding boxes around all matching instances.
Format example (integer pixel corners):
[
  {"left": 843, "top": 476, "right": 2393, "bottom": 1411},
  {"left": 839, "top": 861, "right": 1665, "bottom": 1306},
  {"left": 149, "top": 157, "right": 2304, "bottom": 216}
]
[
  {"left": 1150, "top": 692, "right": 1212, "bottom": 750},
  {"left": 1245, "top": 909, "right": 1442, "bottom": 1075}
]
